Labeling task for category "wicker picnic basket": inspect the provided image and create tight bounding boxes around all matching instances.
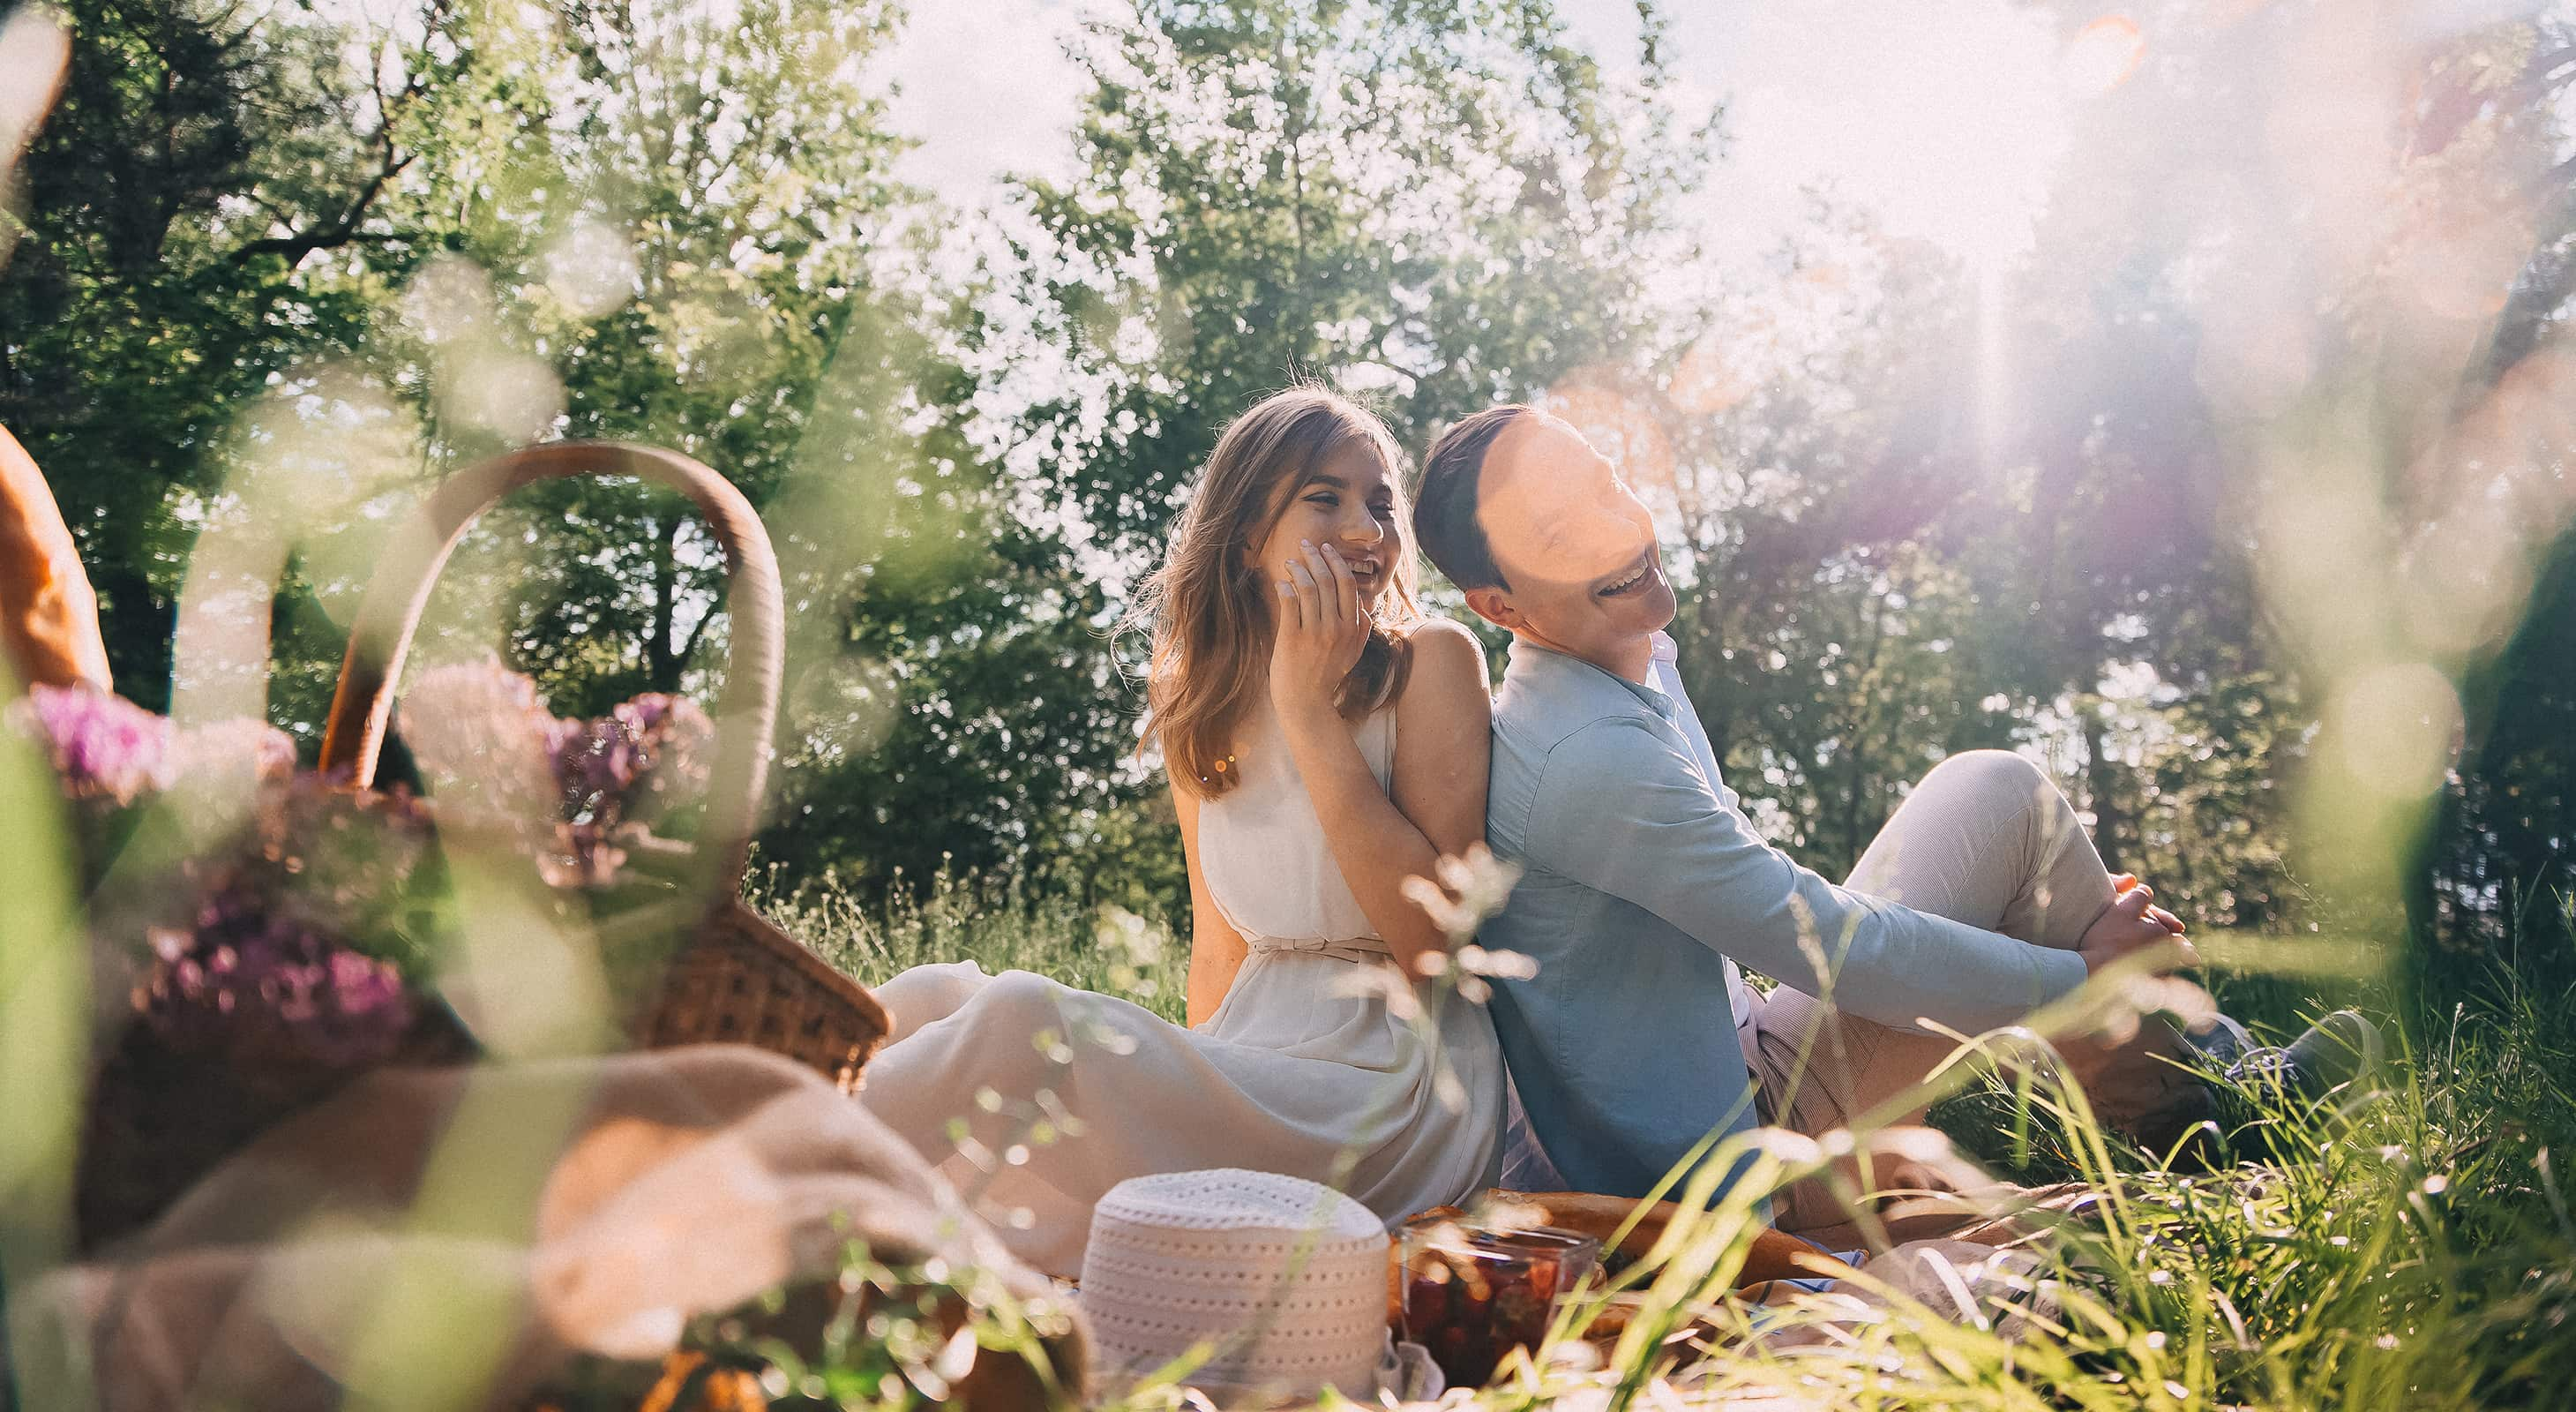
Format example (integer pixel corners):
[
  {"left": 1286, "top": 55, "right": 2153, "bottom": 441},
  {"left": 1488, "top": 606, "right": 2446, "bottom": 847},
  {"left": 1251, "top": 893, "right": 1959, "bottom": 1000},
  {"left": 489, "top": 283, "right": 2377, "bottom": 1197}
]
[{"left": 318, "top": 440, "right": 890, "bottom": 1087}]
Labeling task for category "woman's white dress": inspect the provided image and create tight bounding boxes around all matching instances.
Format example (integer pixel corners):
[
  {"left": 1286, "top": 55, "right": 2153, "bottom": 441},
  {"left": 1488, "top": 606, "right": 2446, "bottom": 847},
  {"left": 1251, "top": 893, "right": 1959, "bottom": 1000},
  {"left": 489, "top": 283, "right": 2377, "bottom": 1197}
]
[{"left": 857, "top": 702, "right": 1505, "bottom": 1278}]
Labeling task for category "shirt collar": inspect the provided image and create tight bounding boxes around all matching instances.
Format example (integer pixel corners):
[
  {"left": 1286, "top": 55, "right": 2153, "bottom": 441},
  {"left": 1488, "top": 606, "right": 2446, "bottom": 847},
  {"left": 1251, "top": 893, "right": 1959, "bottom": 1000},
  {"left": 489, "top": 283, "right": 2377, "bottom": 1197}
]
[{"left": 1505, "top": 634, "right": 1681, "bottom": 725}]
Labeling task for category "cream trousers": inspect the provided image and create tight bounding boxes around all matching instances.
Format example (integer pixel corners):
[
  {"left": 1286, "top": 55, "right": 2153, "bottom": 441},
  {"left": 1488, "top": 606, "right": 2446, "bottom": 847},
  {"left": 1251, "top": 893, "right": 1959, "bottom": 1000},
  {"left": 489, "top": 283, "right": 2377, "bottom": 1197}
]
[{"left": 1738, "top": 750, "right": 2208, "bottom": 1235}]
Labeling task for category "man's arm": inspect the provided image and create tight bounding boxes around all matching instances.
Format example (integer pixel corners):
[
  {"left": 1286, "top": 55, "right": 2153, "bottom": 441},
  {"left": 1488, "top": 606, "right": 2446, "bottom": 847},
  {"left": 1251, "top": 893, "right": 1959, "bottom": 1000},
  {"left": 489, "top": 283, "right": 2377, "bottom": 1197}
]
[{"left": 1527, "top": 717, "right": 2086, "bottom": 1033}]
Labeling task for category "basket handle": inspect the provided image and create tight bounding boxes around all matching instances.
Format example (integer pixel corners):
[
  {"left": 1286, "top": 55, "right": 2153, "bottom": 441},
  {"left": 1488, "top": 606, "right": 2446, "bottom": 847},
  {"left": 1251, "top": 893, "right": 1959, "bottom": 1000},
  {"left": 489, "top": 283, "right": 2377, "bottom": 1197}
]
[{"left": 318, "top": 442, "right": 783, "bottom": 888}]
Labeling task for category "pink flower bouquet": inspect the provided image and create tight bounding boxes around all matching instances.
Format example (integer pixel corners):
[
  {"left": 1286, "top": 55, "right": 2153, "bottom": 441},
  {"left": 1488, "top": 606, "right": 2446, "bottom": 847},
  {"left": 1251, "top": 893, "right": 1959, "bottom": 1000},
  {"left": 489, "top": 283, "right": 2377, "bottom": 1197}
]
[{"left": 9, "top": 666, "right": 715, "bottom": 1247}]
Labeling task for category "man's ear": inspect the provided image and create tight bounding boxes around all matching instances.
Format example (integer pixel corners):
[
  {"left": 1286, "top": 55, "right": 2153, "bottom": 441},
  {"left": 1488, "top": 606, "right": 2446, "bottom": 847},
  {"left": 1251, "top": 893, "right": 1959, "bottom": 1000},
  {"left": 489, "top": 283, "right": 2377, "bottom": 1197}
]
[{"left": 1461, "top": 585, "right": 1519, "bottom": 633}]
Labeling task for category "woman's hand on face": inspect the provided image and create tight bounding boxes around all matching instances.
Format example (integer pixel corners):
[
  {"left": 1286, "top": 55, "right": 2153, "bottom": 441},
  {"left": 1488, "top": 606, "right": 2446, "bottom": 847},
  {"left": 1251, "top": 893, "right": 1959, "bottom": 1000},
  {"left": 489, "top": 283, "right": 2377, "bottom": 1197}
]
[{"left": 1268, "top": 540, "right": 1370, "bottom": 723}]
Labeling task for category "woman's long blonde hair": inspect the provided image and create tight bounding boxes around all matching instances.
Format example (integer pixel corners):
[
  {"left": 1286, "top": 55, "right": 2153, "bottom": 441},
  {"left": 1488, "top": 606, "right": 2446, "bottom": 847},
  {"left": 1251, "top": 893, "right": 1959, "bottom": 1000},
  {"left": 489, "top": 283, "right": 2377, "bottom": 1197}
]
[{"left": 1128, "top": 386, "right": 1424, "bottom": 797}]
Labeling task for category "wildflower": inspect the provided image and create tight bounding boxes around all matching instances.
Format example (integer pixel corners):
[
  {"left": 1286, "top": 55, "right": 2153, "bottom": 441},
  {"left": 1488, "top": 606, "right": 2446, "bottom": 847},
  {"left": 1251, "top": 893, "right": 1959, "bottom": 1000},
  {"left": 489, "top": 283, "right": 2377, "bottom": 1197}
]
[
  {"left": 1400, "top": 844, "right": 1522, "bottom": 942},
  {"left": 243, "top": 774, "right": 438, "bottom": 952},
  {"left": 139, "top": 884, "right": 417, "bottom": 1082},
  {"left": 1331, "top": 963, "right": 1425, "bottom": 1022},
  {"left": 1434, "top": 1060, "right": 1467, "bottom": 1112},
  {"left": 1747, "top": 1127, "right": 1826, "bottom": 1168},
  {"left": 11, "top": 683, "right": 172, "bottom": 802},
  {"left": 1095, "top": 905, "right": 1170, "bottom": 998},
  {"left": 1402, "top": 843, "right": 1525, "bottom": 1000},
  {"left": 555, "top": 693, "right": 715, "bottom": 825},
  {"left": 1455, "top": 944, "right": 1539, "bottom": 981},
  {"left": 1094, "top": 905, "right": 1168, "bottom": 966},
  {"left": 403, "top": 657, "right": 558, "bottom": 819},
  {"left": 404, "top": 661, "right": 717, "bottom": 887}
]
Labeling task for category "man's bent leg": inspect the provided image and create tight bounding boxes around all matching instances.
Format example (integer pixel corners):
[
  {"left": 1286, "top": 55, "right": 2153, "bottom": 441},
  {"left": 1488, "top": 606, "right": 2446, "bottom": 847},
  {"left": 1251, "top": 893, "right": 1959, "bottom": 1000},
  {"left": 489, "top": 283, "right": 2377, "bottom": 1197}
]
[{"left": 1742, "top": 751, "right": 2208, "bottom": 1233}]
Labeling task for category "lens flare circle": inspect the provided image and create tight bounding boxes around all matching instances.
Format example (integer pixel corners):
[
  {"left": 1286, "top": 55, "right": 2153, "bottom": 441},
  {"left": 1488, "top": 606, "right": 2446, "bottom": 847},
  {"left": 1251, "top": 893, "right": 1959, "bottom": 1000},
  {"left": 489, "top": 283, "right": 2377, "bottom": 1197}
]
[
  {"left": 2330, "top": 662, "right": 2461, "bottom": 800},
  {"left": 2063, "top": 16, "right": 2145, "bottom": 97}
]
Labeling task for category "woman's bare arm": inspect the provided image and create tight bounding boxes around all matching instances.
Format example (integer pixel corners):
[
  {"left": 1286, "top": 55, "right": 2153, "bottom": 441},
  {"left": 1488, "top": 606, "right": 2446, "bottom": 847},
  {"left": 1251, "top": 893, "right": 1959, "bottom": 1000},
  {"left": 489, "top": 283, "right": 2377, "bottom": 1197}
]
[
  {"left": 1277, "top": 617, "right": 1492, "bottom": 976},
  {"left": 1173, "top": 782, "right": 1250, "bottom": 1027}
]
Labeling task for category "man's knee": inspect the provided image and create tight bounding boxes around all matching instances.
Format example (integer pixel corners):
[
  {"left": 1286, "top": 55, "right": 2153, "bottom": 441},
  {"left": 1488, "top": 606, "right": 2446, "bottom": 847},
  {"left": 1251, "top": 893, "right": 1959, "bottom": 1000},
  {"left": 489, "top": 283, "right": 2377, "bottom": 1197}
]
[
  {"left": 1924, "top": 748, "right": 2048, "bottom": 793},
  {"left": 1912, "top": 749, "right": 2056, "bottom": 819}
]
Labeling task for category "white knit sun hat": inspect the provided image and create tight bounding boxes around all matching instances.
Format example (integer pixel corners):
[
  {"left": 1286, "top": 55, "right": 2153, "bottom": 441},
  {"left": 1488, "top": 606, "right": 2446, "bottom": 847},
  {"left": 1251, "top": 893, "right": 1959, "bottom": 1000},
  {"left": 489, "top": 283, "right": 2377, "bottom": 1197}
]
[{"left": 1078, "top": 1168, "right": 1420, "bottom": 1404}]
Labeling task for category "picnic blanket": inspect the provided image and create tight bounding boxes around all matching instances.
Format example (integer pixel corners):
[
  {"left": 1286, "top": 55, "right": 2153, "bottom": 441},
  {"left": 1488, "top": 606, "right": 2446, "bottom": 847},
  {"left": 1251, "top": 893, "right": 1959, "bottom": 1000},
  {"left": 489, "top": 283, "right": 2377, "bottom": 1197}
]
[{"left": 15, "top": 1045, "right": 1087, "bottom": 1410}]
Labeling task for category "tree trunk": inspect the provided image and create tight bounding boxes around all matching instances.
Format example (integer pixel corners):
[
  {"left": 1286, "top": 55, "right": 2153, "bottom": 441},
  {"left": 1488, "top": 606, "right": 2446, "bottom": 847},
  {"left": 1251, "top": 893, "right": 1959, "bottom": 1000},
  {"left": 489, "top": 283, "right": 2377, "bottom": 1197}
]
[
  {"left": 2082, "top": 705, "right": 2128, "bottom": 872},
  {"left": 647, "top": 514, "right": 680, "bottom": 691},
  {"left": 91, "top": 564, "right": 176, "bottom": 710}
]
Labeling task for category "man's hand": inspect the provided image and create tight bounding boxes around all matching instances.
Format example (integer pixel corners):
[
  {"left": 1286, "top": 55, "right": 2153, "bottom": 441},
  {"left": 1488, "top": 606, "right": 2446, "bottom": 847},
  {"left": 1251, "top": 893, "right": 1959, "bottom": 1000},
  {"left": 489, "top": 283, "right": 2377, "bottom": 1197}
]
[
  {"left": 2077, "top": 875, "right": 2198, "bottom": 976},
  {"left": 2114, "top": 870, "right": 2189, "bottom": 936}
]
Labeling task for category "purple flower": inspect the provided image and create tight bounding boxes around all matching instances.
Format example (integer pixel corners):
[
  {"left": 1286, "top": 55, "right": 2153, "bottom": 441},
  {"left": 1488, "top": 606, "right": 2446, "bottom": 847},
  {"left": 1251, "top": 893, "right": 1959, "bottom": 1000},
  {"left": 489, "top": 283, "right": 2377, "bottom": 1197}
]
[
  {"left": 552, "top": 715, "right": 641, "bottom": 821},
  {"left": 245, "top": 774, "right": 438, "bottom": 947},
  {"left": 550, "top": 692, "right": 715, "bottom": 827},
  {"left": 401, "top": 658, "right": 560, "bottom": 821},
  {"left": 393, "top": 659, "right": 716, "bottom": 834},
  {"left": 7, "top": 693, "right": 438, "bottom": 1092},
  {"left": 9, "top": 685, "right": 173, "bottom": 803},
  {"left": 11, "top": 683, "right": 292, "bottom": 817},
  {"left": 619, "top": 694, "right": 714, "bottom": 805},
  {"left": 139, "top": 887, "right": 416, "bottom": 1075}
]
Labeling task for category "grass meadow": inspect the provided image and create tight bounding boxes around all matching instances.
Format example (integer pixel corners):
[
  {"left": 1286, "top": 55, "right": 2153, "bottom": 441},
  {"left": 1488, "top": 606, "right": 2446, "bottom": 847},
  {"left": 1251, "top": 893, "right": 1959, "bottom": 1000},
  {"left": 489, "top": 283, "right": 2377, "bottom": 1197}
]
[{"left": 764, "top": 871, "right": 2576, "bottom": 1410}]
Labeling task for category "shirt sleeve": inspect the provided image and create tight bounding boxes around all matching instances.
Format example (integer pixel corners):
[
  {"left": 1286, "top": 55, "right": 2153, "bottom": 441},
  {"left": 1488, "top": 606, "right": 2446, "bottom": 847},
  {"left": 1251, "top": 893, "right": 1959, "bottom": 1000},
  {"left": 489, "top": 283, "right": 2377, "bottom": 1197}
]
[{"left": 1525, "top": 716, "right": 2088, "bottom": 1033}]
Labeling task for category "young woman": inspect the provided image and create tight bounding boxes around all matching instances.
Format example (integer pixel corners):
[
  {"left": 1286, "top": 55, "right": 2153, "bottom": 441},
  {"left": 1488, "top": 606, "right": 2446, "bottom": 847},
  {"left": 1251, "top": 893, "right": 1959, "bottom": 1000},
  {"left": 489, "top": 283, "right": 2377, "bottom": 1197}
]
[{"left": 856, "top": 387, "right": 1503, "bottom": 1278}]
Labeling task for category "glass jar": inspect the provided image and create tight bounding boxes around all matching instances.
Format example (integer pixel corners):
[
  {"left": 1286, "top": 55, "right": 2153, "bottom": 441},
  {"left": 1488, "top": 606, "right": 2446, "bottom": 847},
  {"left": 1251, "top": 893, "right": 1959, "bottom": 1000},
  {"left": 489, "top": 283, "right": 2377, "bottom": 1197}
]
[{"left": 1396, "top": 1216, "right": 1601, "bottom": 1387}]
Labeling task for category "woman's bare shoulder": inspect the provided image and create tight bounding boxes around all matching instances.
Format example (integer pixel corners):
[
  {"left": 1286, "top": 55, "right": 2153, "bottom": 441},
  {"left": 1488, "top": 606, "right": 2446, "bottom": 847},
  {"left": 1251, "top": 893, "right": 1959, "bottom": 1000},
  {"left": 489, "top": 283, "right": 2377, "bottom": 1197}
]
[
  {"left": 1398, "top": 613, "right": 1484, "bottom": 650},
  {"left": 1394, "top": 616, "right": 1493, "bottom": 708}
]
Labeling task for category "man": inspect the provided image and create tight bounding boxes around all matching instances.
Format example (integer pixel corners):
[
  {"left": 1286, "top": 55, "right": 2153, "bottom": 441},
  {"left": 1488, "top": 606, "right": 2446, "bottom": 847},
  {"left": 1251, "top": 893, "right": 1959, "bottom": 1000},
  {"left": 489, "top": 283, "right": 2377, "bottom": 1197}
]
[{"left": 1411, "top": 405, "right": 2374, "bottom": 1233}]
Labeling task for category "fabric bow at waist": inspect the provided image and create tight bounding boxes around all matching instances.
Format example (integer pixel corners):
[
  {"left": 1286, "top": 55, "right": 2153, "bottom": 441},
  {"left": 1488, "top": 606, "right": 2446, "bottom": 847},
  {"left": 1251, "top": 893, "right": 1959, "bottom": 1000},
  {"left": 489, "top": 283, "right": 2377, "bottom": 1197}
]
[{"left": 1243, "top": 934, "right": 1397, "bottom": 966}]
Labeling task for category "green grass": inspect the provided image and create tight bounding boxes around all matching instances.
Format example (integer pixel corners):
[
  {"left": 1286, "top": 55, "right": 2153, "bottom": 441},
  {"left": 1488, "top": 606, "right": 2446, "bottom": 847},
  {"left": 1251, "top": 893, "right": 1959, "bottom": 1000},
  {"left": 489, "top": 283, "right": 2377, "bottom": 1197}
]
[
  {"left": 756, "top": 865, "right": 1194, "bottom": 1017},
  {"left": 763, "top": 873, "right": 2576, "bottom": 1410}
]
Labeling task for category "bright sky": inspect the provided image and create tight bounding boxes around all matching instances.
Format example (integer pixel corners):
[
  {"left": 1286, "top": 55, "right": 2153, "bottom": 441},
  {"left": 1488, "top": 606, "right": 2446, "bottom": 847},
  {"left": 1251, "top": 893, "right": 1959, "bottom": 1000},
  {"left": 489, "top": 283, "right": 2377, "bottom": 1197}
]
[{"left": 879, "top": 0, "right": 2079, "bottom": 271}]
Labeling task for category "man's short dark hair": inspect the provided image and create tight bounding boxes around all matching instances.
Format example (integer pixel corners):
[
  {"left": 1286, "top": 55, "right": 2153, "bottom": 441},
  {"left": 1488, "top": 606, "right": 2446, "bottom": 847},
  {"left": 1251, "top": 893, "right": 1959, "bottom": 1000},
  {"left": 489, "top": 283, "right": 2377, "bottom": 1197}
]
[{"left": 1412, "top": 405, "right": 1532, "bottom": 593}]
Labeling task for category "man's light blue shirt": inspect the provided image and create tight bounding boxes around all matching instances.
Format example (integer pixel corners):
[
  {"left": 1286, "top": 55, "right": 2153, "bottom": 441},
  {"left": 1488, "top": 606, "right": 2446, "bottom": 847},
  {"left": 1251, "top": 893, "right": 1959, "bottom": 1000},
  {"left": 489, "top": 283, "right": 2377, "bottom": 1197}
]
[{"left": 1480, "top": 634, "right": 2090, "bottom": 1201}]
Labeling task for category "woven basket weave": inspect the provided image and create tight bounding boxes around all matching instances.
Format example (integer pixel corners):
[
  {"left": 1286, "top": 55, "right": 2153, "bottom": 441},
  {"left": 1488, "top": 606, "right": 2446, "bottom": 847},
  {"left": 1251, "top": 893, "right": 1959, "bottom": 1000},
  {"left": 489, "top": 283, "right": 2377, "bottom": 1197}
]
[{"left": 318, "top": 440, "right": 890, "bottom": 1089}]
